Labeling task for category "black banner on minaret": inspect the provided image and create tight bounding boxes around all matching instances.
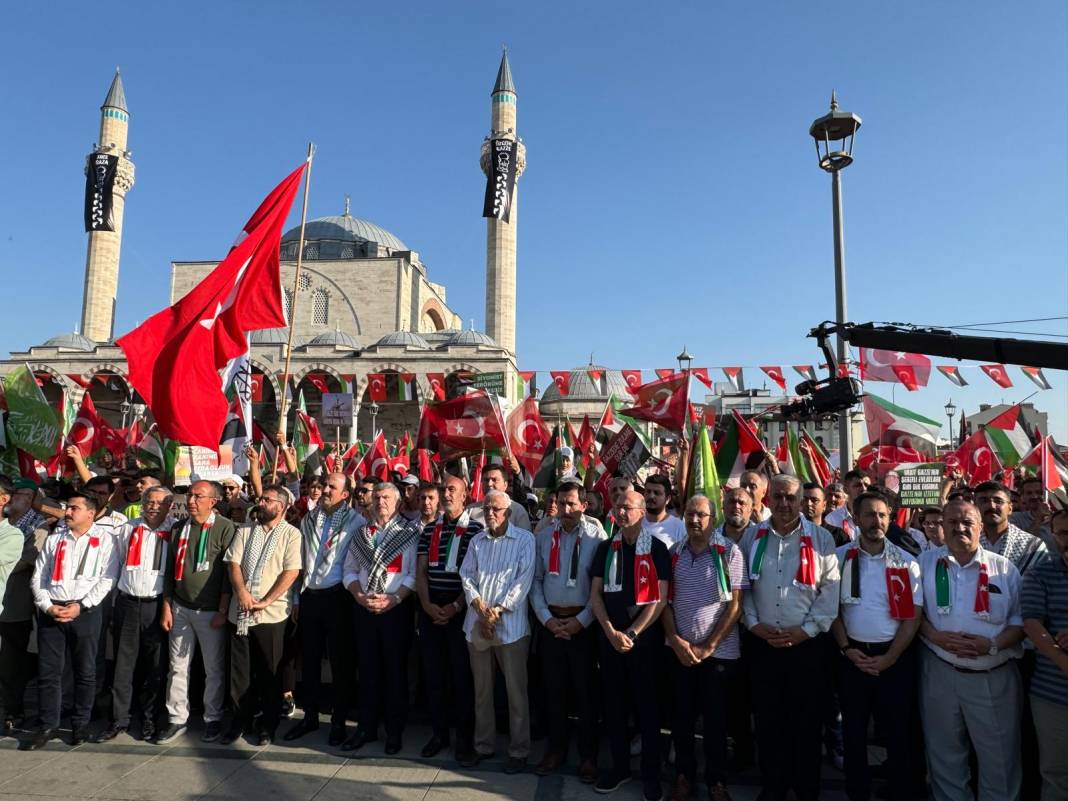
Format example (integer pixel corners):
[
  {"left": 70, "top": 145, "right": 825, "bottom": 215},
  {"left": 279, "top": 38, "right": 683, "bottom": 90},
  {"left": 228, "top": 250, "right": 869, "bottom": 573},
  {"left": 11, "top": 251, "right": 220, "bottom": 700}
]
[
  {"left": 482, "top": 139, "right": 517, "bottom": 224},
  {"left": 84, "top": 152, "right": 118, "bottom": 232}
]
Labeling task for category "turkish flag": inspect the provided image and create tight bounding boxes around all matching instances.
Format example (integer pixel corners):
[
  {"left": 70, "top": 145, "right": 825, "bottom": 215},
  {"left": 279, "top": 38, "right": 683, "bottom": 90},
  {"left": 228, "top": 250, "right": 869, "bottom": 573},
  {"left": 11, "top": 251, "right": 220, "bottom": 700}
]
[
  {"left": 619, "top": 373, "right": 690, "bottom": 433},
  {"left": 885, "top": 567, "right": 916, "bottom": 620},
  {"left": 575, "top": 414, "right": 596, "bottom": 468},
  {"left": 416, "top": 389, "right": 508, "bottom": 458},
  {"left": 891, "top": 364, "right": 919, "bottom": 391},
  {"left": 347, "top": 432, "right": 390, "bottom": 481},
  {"left": 117, "top": 164, "right": 303, "bottom": 448},
  {"left": 947, "top": 430, "right": 1001, "bottom": 483},
  {"left": 48, "top": 393, "right": 127, "bottom": 474},
  {"left": 366, "top": 373, "right": 388, "bottom": 402},
  {"left": 620, "top": 370, "right": 642, "bottom": 394},
  {"left": 426, "top": 372, "right": 446, "bottom": 401},
  {"left": 249, "top": 373, "right": 264, "bottom": 402},
  {"left": 506, "top": 396, "right": 550, "bottom": 475},
  {"left": 858, "top": 349, "right": 931, "bottom": 387},
  {"left": 980, "top": 364, "right": 1013, "bottom": 389},
  {"left": 305, "top": 373, "right": 329, "bottom": 394},
  {"left": 550, "top": 371, "right": 570, "bottom": 396},
  {"left": 691, "top": 368, "right": 713, "bottom": 389},
  {"left": 760, "top": 365, "right": 787, "bottom": 390},
  {"left": 655, "top": 368, "right": 677, "bottom": 381}
]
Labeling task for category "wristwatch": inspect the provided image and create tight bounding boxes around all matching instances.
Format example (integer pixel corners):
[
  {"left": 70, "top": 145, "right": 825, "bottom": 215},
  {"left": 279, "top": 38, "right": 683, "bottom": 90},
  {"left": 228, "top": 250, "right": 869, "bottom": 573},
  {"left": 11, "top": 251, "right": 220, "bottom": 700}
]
[
  {"left": 625, "top": 628, "right": 638, "bottom": 640},
  {"left": 988, "top": 642, "right": 999, "bottom": 656}
]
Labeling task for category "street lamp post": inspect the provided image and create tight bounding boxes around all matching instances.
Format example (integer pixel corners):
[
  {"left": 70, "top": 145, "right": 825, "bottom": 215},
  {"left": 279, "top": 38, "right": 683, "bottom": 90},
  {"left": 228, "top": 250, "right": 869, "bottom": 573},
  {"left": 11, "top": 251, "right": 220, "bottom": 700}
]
[
  {"left": 810, "top": 91, "right": 862, "bottom": 471},
  {"left": 676, "top": 346, "right": 693, "bottom": 375},
  {"left": 945, "top": 399, "right": 957, "bottom": 450},
  {"left": 368, "top": 400, "right": 380, "bottom": 443}
]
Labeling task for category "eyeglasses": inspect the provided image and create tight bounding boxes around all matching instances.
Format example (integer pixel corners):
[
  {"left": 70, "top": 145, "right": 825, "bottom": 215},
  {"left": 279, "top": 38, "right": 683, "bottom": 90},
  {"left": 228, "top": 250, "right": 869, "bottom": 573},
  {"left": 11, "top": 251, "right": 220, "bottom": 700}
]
[
  {"left": 616, "top": 505, "right": 642, "bottom": 513},
  {"left": 485, "top": 506, "right": 510, "bottom": 513},
  {"left": 188, "top": 493, "right": 217, "bottom": 502},
  {"left": 261, "top": 497, "right": 285, "bottom": 507}
]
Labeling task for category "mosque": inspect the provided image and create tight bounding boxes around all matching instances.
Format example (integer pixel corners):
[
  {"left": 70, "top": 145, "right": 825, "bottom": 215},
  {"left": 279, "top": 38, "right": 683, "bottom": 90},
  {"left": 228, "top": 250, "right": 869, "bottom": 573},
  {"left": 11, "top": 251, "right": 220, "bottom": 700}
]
[{"left": 0, "top": 53, "right": 632, "bottom": 444}]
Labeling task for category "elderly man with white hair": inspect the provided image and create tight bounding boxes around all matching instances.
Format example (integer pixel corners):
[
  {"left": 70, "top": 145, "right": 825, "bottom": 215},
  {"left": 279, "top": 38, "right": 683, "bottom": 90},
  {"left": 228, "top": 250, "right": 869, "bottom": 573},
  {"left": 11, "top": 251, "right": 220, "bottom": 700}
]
[
  {"left": 342, "top": 482, "right": 422, "bottom": 754},
  {"left": 459, "top": 489, "right": 536, "bottom": 774}
]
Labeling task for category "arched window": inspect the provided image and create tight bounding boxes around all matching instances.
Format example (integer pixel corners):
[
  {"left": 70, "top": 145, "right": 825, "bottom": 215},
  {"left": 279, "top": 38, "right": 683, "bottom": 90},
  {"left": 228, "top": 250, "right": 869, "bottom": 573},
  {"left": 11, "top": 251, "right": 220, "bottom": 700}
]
[
  {"left": 283, "top": 288, "right": 293, "bottom": 323},
  {"left": 298, "top": 272, "right": 311, "bottom": 291},
  {"left": 312, "top": 288, "right": 329, "bottom": 325}
]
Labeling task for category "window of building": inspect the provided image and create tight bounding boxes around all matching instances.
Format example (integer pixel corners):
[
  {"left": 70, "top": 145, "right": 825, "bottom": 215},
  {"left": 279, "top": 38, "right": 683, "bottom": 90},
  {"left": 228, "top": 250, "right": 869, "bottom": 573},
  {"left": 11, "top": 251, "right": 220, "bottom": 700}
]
[
  {"left": 304, "top": 244, "right": 319, "bottom": 260},
  {"left": 283, "top": 288, "right": 293, "bottom": 323},
  {"left": 298, "top": 272, "right": 311, "bottom": 291},
  {"left": 312, "top": 288, "right": 329, "bottom": 325}
]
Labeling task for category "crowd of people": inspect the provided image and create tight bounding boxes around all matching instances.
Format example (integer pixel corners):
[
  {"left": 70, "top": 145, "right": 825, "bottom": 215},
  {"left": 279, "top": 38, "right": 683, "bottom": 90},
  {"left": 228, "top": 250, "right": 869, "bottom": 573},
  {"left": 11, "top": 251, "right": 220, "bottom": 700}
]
[{"left": 0, "top": 441, "right": 1065, "bottom": 801}]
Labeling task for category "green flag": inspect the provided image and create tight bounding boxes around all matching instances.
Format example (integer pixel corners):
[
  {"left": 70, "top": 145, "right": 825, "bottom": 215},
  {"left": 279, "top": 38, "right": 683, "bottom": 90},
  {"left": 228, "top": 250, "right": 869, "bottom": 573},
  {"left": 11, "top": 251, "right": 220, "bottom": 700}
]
[
  {"left": 3, "top": 365, "right": 60, "bottom": 460},
  {"left": 687, "top": 423, "right": 723, "bottom": 523}
]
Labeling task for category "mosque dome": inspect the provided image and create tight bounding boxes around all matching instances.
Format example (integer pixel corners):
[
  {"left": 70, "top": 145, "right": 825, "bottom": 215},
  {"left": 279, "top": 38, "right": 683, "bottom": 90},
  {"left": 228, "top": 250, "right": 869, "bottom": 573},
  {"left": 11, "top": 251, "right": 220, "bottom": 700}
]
[
  {"left": 281, "top": 206, "right": 409, "bottom": 260},
  {"left": 250, "top": 327, "right": 305, "bottom": 347},
  {"left": 444, "top": 329, "right": 499, "bottom": 348},
  {"left": 305, "top": 329, "right": 360, "bottom": 350},
  {"left": 375, "top": 331, "right": 431, "bottom": 349},
  {"left": 540, "top": 366, "right": 630, "bottom": 401},
  {"left": 42, "top": 332, "right": 95, "bottom": 351}
]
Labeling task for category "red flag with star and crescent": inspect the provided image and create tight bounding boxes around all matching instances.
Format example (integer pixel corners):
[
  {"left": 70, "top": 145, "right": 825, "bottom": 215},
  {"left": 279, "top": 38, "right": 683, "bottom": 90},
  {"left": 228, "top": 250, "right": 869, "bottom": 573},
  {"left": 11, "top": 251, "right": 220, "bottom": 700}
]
[
  {"left": 117, "top": 164, "right": 304, "bottom": 449},
  {"left": 426, "top": 373, "right": 446, "bottom": 401},
  {"left": 980, "top": 364, "right": 1013, "bottom": 389},
  {"left": 416, "top": 389, "right": 508, "bottom": 458},
  {"left": 620, "top": 370, "right": 642, "bottom": 394},
  {"left": 858, "top": 349, "right": 931, "bottom": 388},
  {"left": 760, "top": 366, "right": 787, "bottom": 390},
  {"left": 505, "top": 395, "right": 550, "bottom": 475},
  {"left": 618, "top": 373, "right": 690, "bottom": 433}
]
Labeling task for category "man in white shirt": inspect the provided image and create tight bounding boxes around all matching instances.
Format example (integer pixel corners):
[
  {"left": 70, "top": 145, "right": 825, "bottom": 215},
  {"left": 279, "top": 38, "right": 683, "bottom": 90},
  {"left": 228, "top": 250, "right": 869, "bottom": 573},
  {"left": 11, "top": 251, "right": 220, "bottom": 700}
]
[
  {"left": 97, "top": 487, "right": 176, "bottom": 743},
  {"left": 466, "top": 464, "right": 532, "bottom": 533},
  {"left": 23, "top": 492, "right": 116, "bottom": 749},
  {"left": 342, "top": 482, "right": 421, "bottom": 755},
  {"left": 285, "top": 472, "right": 365, "bottom": 745},
  {"left": 831, "top": 492, "right": 923, "bottom": 801},
  {"left": 918, "top": 498, "right": 1025, "bottom": 801},
  {"left": 459, "top": 490, "right": 536, "bottom": 774},
  {"left": 642, "top": 474, "right": 686, "bottom": 548},
  {"left": 825, "top": 470, "right": 870, "bottom": 540},
  {"left": 739, "top": 470, "right": 773, "bottom": 524}
]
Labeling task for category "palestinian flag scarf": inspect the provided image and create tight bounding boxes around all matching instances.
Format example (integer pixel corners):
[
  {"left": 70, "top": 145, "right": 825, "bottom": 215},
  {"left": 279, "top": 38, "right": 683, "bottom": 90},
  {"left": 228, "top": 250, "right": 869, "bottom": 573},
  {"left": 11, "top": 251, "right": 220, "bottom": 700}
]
[
  {"left": 428, "top": 511, "right": 469, "bottom": 574},
  {"left": 840, "top": 540, "right": 915, "bottom": 620},
  {"left": 174, "top": 513, "right": 215, "bottom": 581},
  {"left": 604, "top": 527, "right": 660, "bottom": 605},
  {"left": 549, "top": 521, "right": 584, "bottom": 588},
  {"left": 749, "top": 520, "right": 818, "bottom": 588},
  {"left": 935, "top": 548, "right": 991, "bottom": 620}
]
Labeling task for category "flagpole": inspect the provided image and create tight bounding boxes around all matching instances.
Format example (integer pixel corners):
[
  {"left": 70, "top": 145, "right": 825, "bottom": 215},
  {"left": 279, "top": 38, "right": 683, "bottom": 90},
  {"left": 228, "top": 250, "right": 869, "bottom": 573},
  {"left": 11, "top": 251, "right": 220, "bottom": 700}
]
[{"left": 273, "top": 143, "right": 315, "bottom": 483}]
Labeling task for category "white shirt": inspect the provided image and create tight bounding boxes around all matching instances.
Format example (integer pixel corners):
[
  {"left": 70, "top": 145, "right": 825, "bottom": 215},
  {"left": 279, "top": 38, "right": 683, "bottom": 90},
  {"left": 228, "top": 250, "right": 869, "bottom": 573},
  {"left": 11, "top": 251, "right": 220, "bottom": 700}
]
[
  {"left": 116, "top": 516, "right": 175, "bottom": 598},
  {"left": 825, "top": 506, "right": 857, "bottom": 540},
  {"left": 31, "top": 523, "right": 116, "bottom": 612},
  {"left": 643, "top": 513, "right": 687, "bottom": 549},
  {"left": 341, "top": 529, "right": 418, "bottom": 596},
  {"left": 919, "top": 546, "right": 1023, "bottom": 670},
  {"left": 301, "top": 506, "right": 365, "bottom": 592},
  {"left": 836, "top": 543, "right": 923, "bottom": 644},
  {"left": 460, "top": 523, "right": 536, "bottom": 645}
]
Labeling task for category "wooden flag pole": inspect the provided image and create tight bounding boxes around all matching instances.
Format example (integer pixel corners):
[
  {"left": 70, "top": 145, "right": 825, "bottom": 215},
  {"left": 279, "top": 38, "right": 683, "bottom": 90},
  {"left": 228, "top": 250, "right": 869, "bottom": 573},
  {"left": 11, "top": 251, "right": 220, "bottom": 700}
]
[{"left": 273, "top": 143, "right": 315, "bottom": 483}]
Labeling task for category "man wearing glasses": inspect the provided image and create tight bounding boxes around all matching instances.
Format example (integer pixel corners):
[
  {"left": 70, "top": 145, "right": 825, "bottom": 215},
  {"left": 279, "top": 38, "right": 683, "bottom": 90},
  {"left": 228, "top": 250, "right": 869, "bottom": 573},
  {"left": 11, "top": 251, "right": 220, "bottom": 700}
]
[
  {"left": 157, "top": 481, "right": 236, "bottom": 744},
  {"left": 222, "top": 485, "right": 301, "bottom": 746},
  {"left": 354, "top": 476, "right": 377, "bottom": 519}
]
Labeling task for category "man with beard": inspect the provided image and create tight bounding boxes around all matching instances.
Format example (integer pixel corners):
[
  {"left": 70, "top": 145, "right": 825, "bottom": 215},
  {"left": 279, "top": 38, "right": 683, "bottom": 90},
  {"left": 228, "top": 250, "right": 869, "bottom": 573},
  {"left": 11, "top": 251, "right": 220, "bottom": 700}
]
[
  {"left": 222, "top": 485, "right": 301, "bottom": 746},
  {"left": 1011, "top": 476, "right": 1054, "bottom": 548},
  {"left": 23, "top": 492, "right": 116, "bottom": 749},
  {"left": 832, "top": 492, "right": 922, "bottom": 801},
  {"left": 741, "top": 474, "right": 840, "bottom": 801},
  {"left": 97, "top": 486, "right": 176, "bottom": 742},
  {"left": 643, "top": 474, "right": 686, "bottom": 548},
  {"left": 284, "top": 473, "right": 365, "bottom": 745},
  {"left": 342, "top": 483, "right": 421, "bottom": 754},
  {"left": 918, "top": 499, "right": 1025, "bottom": 801},
  {"left": 663, "top": 494, "right": 745, "bottom": 801},
  {"left": 826, "top": 470, "right": 870, "bottom": 541},
  {"left": 801, "top": 483, "right": 849, "bottom": 546},
  {"left": 590, "top": 490, "right": 671, "bottom": 801},
  {"left": 467, "top": 464, "right": 532, "bottom": 533},
  {"left": 416, "top": 475, "right": 481, "bottom": 761},
  {"left": 158, "top": 481, "right": 236, "bottom": 744},
  {"left": 529, "top": 481, "right": 606, "bottom": 782},
  {"left": 974, "top": 481, "right": 1048, "bottom": 576}
]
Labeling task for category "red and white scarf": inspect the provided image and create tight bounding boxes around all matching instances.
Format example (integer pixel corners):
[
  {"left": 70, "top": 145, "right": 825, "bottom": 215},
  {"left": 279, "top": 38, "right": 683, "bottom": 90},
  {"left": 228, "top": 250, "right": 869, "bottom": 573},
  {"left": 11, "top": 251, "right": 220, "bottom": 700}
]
[
  {"left": 51, "top": 529, "right": 103, "bottom": 582},
  {"left": 126, "top": 518, "right": 173, "bottom": 572},
  {"left": 749, "top": 520, "right": 818, "bottom": 588},
  {"left": 840, "top": 540, "right": 915, "bottom": 620},
  {"left": 604, "top": 527, "right": 660, "bottom": 605},
  {"left": 935, "top": 549, "right": 991, "bottom": 620},
  {"left": 427, "top": 512, "right": 469, "bottom": 574},
  {"left": 174, "top": 513, "right": 215, "bottom": 582}
]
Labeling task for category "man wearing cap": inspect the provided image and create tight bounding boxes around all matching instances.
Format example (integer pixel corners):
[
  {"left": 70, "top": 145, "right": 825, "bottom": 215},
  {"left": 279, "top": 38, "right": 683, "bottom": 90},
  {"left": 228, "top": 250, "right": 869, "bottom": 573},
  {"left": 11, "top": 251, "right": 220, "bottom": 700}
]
[
  {"left": 222, "top": 483, "right": 301, "bottom": 746},
  {"left": 96, "top": 486, "right": 176, "bottom": 742},
  {"left": 0, "top": 479, "right": 49, "bottom": 733},
  {"left": 158, "top": 480, "right": 236, "bottom": 744},
  {"left": 284, "top": 472, "right": 365, "bottom": 745},
  {"left": 23, "top": 492, "right": 116, "bottom": 749},
  {"left": 398, "top": 474, "right": 424, "bottom": 522},
  {"left": 467, "top": 464, "right": 532, "bottom": 533},
  {"left": 220, "top": 475, "right": 251, "bottom": 525},
  {"left": 529, "top": 480, "right": 606, "bottom": 782}
]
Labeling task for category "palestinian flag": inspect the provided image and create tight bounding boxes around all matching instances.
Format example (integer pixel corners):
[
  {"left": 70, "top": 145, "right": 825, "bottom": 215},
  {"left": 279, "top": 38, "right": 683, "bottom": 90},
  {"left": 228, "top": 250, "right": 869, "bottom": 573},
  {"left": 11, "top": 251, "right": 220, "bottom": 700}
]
[
  {"left": 252, "top": 419, "right": 279, "bottom": 473},
  {"left": 135, "top": 423, "right": 180, "bottom": 483},
  {"left": 862, "top": 393, "right": 941, "bottom": 457},
  {"left": 983, "top": 405, "right": 1032, "bottom": 468},
  {"left": 532, "top": 426, "right": 563, "bottom": 490},
  {"left": 715, "top": 410, "right": 767, "bottom": 485},
  {"left": 687, "top": 423, "right": 722, "bottom": 522},
  {"left": 1018, "top": 437, "right": 1068, "bottom": 500},
  {"left": 398, "top": 373, "right": 417, "bottom": 401},
  {"left": 798, "top": 430, "right": 833, "bottom": 487},
  {"left": 220, "top": 394, "right": 249, "bottom": 473},
  {"left": 777, "top": 426, "right": 812, "bottom": 483},
  {"left": 293, "top": 390, "right": 324, "bottom": 474}
]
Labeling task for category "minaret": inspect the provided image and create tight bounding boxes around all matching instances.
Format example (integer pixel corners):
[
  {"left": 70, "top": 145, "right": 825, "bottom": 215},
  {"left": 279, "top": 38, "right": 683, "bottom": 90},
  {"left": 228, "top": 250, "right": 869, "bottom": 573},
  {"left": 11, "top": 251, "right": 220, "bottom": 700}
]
[
  {"left": 481, "top": 49, "right": 525, "bottom": 356},
  {"left": 80, "top": 69, "right": 135, "bottom": 342}
]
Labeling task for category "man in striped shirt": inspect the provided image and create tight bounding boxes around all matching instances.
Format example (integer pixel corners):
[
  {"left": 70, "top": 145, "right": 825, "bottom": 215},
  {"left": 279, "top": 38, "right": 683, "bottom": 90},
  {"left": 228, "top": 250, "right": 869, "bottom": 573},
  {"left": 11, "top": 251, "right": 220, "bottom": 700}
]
[
  {"left": 1022, "top": 508, "right": 1068, "bottom": 801},
  {"left": 416, "top": 475, "right": 482, "bottom": 762},
  {"left": 663, "top": 494, "right": 745, "bottom": 801},
  {"left": 459, "top": 490, "right": 536, "bottom": 774}
]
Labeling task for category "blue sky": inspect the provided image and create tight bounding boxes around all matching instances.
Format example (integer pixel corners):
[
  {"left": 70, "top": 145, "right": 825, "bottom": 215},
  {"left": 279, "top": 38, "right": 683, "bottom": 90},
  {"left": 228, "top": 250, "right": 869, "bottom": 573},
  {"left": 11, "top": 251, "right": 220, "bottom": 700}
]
[{"left": 2, "top": 2, "right": 1065, "bottom": 440}]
